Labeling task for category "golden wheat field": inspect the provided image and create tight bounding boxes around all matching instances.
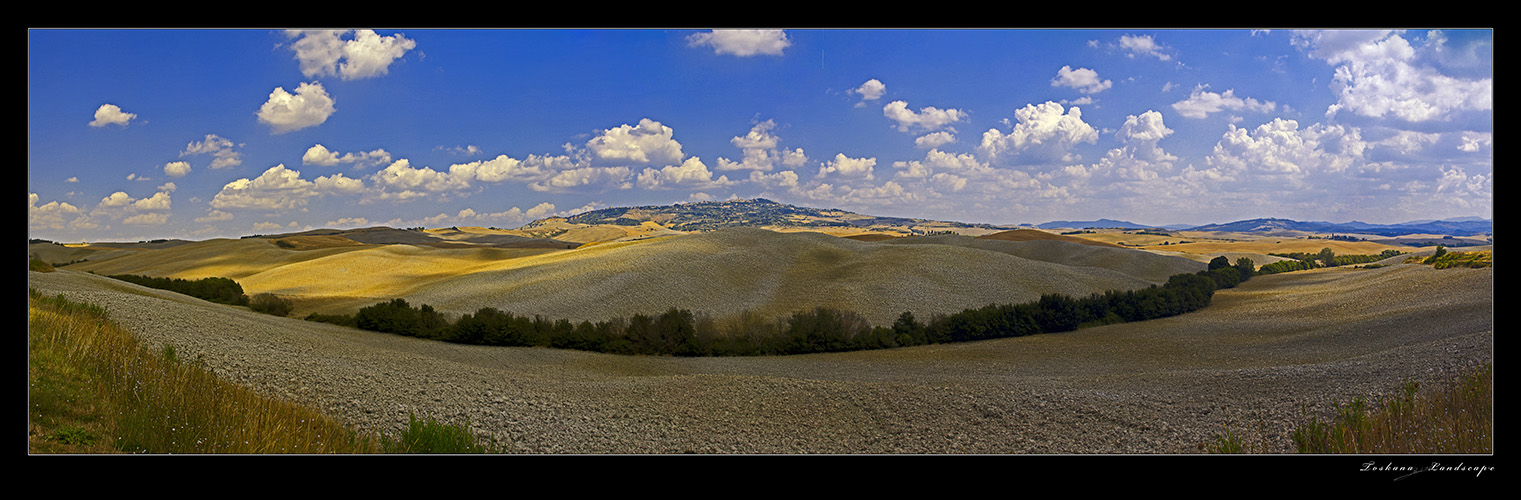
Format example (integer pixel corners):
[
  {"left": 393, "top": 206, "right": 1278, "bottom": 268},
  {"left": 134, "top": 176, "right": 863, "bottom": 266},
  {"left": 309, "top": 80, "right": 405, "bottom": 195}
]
[
  {"left": 42, "top": 227, "right": 1207, "bottom": 325},
  {"left": 401, "top": 227, "right": 1184, "bottom": 325},
  {"left": 24, "top": 245, "right": 1493, "bottom": 454},
  {"left": 34, "top": 224, "right": 1459, "bottom": 325}
]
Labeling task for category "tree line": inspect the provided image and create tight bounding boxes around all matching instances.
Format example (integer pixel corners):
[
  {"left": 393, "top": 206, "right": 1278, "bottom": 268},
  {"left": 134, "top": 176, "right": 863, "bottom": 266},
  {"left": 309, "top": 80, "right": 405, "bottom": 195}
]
[
  {"left": 105, "top": 274, "right": 294, "bottom": 316},
  {"left": 104, "top": 254, "right": 1299, "bottom": 357},
  {"left": 305, "top": 257, "right": 1257, "bottom": 357},
  {"left": 1257, "top": 248, "right": 1405, "bottom": 275},
  {"left": 107, "top": 274, "right": 251, "bottom": 306}
]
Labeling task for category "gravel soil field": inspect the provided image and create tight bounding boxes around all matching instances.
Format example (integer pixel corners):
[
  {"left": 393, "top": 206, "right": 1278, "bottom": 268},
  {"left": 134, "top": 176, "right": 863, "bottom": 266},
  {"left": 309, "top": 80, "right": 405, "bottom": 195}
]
[{"left": 26, "top": 261, "right": 1492, "bottom": 454}]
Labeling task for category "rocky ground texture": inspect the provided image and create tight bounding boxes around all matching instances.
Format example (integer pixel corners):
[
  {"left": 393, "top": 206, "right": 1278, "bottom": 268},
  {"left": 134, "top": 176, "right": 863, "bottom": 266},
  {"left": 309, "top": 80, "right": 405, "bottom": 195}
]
[{"left": 27, "top": 261, "right": 1492, "bottom": 454}]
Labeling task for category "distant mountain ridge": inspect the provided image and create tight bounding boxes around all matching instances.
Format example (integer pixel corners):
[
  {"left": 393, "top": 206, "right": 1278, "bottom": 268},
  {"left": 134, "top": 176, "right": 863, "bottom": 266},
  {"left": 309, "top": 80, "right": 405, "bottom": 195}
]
[
  {"left": 549, "top": 198, "right": 1013, "bottom": 233},
  {"left": 1186, "top": 217, "right": 1493, "bottom": 237},
  {"left": 1030, "top": 219, "right": 1159, "bottom": 230},
  {"left": 1031, "top": 216, "right": 1491, "bottom": 236},
  {"left": 541, "top": 198, "right": 1489, "bottom": 238}
]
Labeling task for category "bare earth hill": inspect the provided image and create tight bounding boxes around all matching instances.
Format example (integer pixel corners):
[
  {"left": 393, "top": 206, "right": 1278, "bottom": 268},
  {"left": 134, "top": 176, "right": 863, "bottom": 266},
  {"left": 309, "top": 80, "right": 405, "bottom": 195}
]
[
  {"left": 26, "top": 258, "right": 1492, "bottom": 454},
  {"left": 51, "top": 227, "right": 1181, "bottom": 325},
  {"left": 977, "top": 228, "right": 1126, "bottom": 248},
  {"left": 28, "top": 198, "right": 1491, "bottom": 454},
  {"left": 881, "top": 234, "right": 1203, "bottom": 283},
  {"left": 402, "top": 227, "right": 1165, "bottom": 325}
]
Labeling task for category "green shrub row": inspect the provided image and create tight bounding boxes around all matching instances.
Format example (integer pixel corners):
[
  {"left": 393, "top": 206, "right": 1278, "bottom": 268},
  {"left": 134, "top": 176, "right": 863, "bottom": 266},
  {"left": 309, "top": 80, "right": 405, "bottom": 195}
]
[
  {"left": 1417, "top": 246, "right": 1492, "bottom": 269},
  {"left": 309, "top": 261, "right": 1254, "bottom": 357},
  {"left": 107, "top": 274, "right": 251, "bottom": 307},
  {"left": 1257, "top": 249, "right": 1405, "bottom": 275},
  {"left": 249, "top": 293, "right": 295, "bottom": 317},
  {"left": 105, "top": 274, "right": 297, "bottom": 317}
]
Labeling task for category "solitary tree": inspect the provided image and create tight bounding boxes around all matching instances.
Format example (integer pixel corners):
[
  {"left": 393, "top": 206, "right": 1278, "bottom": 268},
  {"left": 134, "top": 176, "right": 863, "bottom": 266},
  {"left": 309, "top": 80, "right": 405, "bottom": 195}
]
[{"left": 1318, "top": 247, "right": 1336, "bottom": 268}]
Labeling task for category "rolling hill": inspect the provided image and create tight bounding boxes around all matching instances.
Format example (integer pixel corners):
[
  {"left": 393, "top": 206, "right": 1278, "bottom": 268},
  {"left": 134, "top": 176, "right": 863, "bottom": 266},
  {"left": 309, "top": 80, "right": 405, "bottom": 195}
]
[
  {"left": 549, "top": 198, "right": 1017, "bottom": 237},
  {"left": 1186, "top": 217, "right": 1493, "bottom": 237},
  {"left": 1031, "top": 219, "right": 1159, "bottom": 230},
  {"left": 35, "top": 198, "right": 1488, "bottom": 326},
  {"left": 883, "top": 234, "right": 1202, "bottom": 283},
  {"left": 401, "top": 227, "right": 1169, "bottom": 325}
]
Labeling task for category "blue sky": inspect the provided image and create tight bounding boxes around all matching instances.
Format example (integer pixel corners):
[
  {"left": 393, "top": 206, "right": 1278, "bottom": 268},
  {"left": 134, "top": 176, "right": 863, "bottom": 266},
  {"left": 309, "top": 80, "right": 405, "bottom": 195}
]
[{"left": 28, "top": 28, "right": 1493, "bottom": 242}]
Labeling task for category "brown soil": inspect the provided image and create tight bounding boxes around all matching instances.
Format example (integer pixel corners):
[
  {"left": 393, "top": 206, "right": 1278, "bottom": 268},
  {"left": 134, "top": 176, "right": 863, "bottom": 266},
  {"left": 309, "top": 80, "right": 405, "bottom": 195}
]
[
  {"left": 27, "top": 260, "right": 1491, "bottom": 454},
  {"left": 978, "top": 229, "right": 1125, "bottom": 248}
]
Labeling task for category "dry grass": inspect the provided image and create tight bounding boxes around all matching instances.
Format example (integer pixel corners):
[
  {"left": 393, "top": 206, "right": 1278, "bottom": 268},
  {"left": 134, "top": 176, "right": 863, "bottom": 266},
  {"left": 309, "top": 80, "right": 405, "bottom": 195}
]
[
  {"left": 28, "top": 242, "right": 116, "bottom": 265},
  {"left": 1408, "top": 249, "right": 1493, "bottom": 269},
  {"left": 35, "top": 225, "right": 1472, "bottom": 335},
  {"left": 272, "top": 235, "right": 366, "bottom": 250},
  {"left": 236, "top": 244, "right": 568, "bottom": 316},
  {"left": 28, "top": 289, "right": 380, "bottom": 453},
  {"left": 887, "top": 234, "right": 1205, "bottom": 282},
  {"left": 64, "top": 238, "right": 371, "bottom": 281},
  {"left": 546, "top": 225, "right": 633, "bottom": 243},
  {"left": 33, "top": 226, "right": 1222, "bottom": 324},
  {"left": 61, "top": 236, "right": 572, "bottom": 317},
  {"left": 404, "top": 227, "right": 1161, "bottom": 325},
  {"left": 1287, "top": 363, "right": 1492, "bottom": 454},
  {"left": 1152, "top": 238, "right": 1408, "bottom": 256},
  {"left": 1068, "top": 229, "right": 1412, "bottom": 256},
  {"left": 425, "top": 226, "right": 526, "bottom": 237},
  {"left": 29, "top": 252, "right": 1492, "bottom": 454},
  {"left": 842, "top": 233, "right": 902, "bottom": 242},
  {"left": 978, "top": 229, "right": 1125, "bottom": 248}
]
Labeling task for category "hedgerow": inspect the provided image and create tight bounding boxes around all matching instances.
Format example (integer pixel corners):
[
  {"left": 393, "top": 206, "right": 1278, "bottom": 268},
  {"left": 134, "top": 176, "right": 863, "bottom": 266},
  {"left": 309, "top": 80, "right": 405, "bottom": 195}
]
[
  {"left": 107, "top": 274, "right": 250, "bottom": 307},
  {"left": 312, "top": 263, "right": 1253, "bottom": 357}
]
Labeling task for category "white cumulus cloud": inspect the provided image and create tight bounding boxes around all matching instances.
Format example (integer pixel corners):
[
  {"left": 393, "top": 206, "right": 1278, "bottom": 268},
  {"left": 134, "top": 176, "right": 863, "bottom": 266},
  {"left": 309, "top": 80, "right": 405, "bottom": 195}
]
[
  {"left": 1293, "top": 29, "right": 1491, "bottom": 122},
  {"left": 303, "top": 144, "right": 392, "bottom": 169},
  {"left": 340, "top": 29, "right": 418, "bottom": 79},
  {"left": 817, "top": 153, "right": 877, "bottom": 180},
  {"left": 638, "top": 157, "right": 734, "bottom": 190},
  {"left": 686, "top": 29, "right": 791, "bottom": 56},
  {"left": 210, "top": 165, "right": 320, "bottom": 211},
  {"left": 314, "top": 173, "right": 366, "bottom": 194},
  {"left": 529, "top": 166, "right": 633, "bottom": 193},
  {"left": 1118, "top": 34, "right": 1172, "bottom": 61},
  {"left": 1205, "top": 118, "right": 1367, "bottom": 184},
  {"left": 454, "top": 154, "right": 555, "bottom": 184},
  {"left": 883, "top": 100, "right": 967, "bottom": 133},
  {"left": 716, "top": 119, "right": 806, "bottom": 171},
  {"left": 257, "top": 82, "right": 336, "bottom": 134},
  {"left": 852, "top": 79, "right": 886, "bottom": 106},
  {"left": 89, "top": 104, "right": 137, "bottom": 127},
  {"left": 1171, "top": 85, "right": 1277, "bottom": 119},
  {"left": 163, "top": 161, "right": 192, "bottom": 178},
  {"left": 1051, "top": 66, "right": 1112, "bottom": 94},
  {"left": 98, "top": 191, "right": 134, "bottom": 208},
  {"left": 29, "top": 194, "right": 83, "bottom": 231},
  {"left": 180, "top": 134, "right": 242, "bottom": 169},
  {"left": 583, "top": 118, "right": 686, "bottom": 167},
  {"left": 195, "top": 210, "right": 234, "bottom": 223},
  {"left": 914, "top": 131, "right": 957, "bottom": 149},
  {"left": 130, "top": 191, "right": 172, "bottom": 211},
  {"left": 286, "top": 29, "right": 417, "bottom": 80},
  {"left": 978, "top": 101, "right": 1099, "bottom": 166}
]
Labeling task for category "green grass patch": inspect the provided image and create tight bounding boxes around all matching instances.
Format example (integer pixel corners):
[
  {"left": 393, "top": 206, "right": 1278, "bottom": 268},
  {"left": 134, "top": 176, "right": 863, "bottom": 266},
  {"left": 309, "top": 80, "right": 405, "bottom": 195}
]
[
  {"left": 28, "top": 334, "right": 118, "bottom": 453},
  {"left": 29, "top": 258, "right": 56, "bottom": 273},
  {"left": 382, "top": 413, "right": 501, "bottom": 454}
]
